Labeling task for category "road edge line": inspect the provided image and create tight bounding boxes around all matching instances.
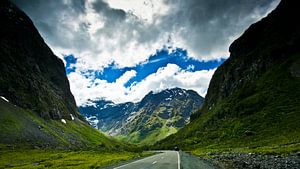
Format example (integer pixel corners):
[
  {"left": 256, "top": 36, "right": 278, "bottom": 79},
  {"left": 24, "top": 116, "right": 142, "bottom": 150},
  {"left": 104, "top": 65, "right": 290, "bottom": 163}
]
[{"left": 177, "top": 151, "right": 181, "bottom": 169}]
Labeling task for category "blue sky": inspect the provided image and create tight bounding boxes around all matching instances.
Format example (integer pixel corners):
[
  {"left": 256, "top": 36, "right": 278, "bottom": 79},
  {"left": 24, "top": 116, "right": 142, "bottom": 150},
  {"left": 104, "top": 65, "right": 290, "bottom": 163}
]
[
  {"left": 64, "top": 48, "right": 225, "bottom": 83},
  {"left": 64, "top": 47, "right": 225, "bottom": 105},
  {"left": 64, "top": 47, "right": 225, "bottom": 86}
]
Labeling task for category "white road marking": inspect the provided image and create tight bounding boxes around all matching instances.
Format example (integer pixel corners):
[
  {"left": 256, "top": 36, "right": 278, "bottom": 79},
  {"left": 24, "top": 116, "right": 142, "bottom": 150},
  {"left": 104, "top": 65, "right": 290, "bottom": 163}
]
[
  {"left": 152, "top": 161, "right": 157, "bottom": 164},
  {"left": 177, "top": 151, "right": 180, "bottom": 169},
  {"left": 113, "top": 152, "right": 161, "bottom": 169}
]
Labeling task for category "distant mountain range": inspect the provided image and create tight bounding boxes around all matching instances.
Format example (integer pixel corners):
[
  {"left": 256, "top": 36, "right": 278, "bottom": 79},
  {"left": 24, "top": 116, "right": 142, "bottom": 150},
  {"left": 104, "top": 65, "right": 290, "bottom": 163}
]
[{"left": 79, "top": 88, "right": 204, "bottom": 144}]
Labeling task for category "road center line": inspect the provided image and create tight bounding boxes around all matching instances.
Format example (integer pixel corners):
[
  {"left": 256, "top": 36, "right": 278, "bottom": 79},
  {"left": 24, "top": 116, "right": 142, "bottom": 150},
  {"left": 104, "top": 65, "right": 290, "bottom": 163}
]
[
  {"left": 177, "top": 151, "right": 180, "bottom": 169},
  {"left": 113, "top": 152, "right": 163, "bottom": 169}
]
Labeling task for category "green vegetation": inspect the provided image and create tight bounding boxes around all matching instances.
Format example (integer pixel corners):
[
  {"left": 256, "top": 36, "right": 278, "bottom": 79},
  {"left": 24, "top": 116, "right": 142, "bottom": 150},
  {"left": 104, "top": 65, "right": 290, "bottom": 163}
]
[
  {"left": 121, "top": 55, "right": 300, "bottom": 150},
  {"left": 0, "top": 99, "right": 136, "bottom": 151},
  {"left": 192, "top": 143, "right": 300, "bottom": 157},
  {"left": 118, "top": 123, "right": 178, "bottom": 145},
  {"left": 0, "top": 149, "right": 151, "bottom": 169},
  {"left": 80, "top": 88, "right": 203, "bottom": 145},
  {"left": 154, "top": 54, "right": 300, "bottom": 155},
  {"left": 0, "top": 99, "right": 150, "bottom": 168},
  {"left": 116, "top": 106, "right": 182, "bottom": 145}
]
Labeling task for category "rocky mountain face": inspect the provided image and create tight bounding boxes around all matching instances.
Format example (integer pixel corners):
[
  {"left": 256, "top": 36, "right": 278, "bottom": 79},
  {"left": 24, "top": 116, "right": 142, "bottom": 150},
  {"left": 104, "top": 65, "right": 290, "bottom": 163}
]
[
  {"left": 0, "top": 1, "right": 126, "bottom": 150},
  {"left": 0, "top": 0, "right": 79, "bottom": 120},
  {"left": 192, "top": 0, "right": 300, "bottom": 120},
  {"left": 156, "top": 0, "right": 300, "bottom": 153},
  {"left": 80, "top": 88, "right": 204, "bottom": 144}
]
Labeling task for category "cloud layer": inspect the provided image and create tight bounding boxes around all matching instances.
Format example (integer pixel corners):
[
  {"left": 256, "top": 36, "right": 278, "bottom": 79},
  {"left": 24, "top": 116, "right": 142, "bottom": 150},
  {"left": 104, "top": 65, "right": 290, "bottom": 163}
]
[
  {"left": 12, "top": 0, "right": 280, "bottom": 106},
  {"left": 13, "top": 0, "right": 279, "bottom": 70}
]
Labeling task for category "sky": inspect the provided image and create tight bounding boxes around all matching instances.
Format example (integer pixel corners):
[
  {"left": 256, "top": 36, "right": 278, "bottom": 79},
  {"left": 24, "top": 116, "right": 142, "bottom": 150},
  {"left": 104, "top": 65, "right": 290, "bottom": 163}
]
[{"left": 13, "top": 0, "right": 280, "bottom": 106}]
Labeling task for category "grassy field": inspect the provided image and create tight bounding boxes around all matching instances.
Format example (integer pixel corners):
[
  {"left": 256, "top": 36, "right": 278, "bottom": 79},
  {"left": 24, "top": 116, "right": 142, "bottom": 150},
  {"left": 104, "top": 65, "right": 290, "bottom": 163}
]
[{"left": 0, "top": 148, "right": 152, "bottom": 169}]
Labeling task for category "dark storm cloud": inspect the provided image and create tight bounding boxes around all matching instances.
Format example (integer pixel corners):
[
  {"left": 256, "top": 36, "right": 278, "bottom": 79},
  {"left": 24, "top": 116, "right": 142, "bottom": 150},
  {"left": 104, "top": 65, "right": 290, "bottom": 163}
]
[
  {"left": 12, "top": 0, "right": 88, "bottom": 49},
  {"left": 91, "top": 0, "right": 126, "bottom": 21},
  {"left": 12, "top": 0, "right": 279, "bottom": 64},
  {"left": 160, "top": 0, "right": 280, "bottom": 58}
]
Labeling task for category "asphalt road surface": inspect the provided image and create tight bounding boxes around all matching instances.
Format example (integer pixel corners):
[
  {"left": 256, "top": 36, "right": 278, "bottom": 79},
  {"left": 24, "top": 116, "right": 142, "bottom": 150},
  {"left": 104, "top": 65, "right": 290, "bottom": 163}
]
[
  {"left": 108, "top": 151, "right": 217, "bottom": 169},
  {"left": 113, "top": 151, "right": 179, "bottom": 169}
]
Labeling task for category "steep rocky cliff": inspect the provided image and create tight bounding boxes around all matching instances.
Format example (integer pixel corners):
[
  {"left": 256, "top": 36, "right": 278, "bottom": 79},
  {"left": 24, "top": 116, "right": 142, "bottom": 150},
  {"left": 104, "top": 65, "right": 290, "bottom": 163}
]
[
  {"left": 193, "top": 0, "right": 300, "bottom": 119},
  {"left": 0, "top": 0, "right": 79, "bottom": 120},
  {"left": 0, "top": 1, "right": 126, "bottom": 150}
]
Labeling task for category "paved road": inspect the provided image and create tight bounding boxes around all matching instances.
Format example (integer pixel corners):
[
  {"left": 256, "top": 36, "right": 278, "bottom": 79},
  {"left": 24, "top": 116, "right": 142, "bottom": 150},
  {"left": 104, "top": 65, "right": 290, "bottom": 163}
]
[
  {"left": 113, "top": 151, "right": 180, "bottom": 169},
  {"left": 107, "top": 150, "right": 218, "bottom": 169}
]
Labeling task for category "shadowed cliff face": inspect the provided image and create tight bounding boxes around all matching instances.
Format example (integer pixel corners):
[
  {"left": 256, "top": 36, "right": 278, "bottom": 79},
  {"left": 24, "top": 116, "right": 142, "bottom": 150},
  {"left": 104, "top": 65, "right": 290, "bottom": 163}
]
[
  {"left": 155, "top": 0, "right": 300, "bottom": 151},
  {"left": 0, "top": 1, "right": 79, "bottom": 120},
  {"left": 193, "top": 0, "right": 300, "bottom": 119},
  {"left": 0, "top": 1, "right": 124, "bottom": 149}
]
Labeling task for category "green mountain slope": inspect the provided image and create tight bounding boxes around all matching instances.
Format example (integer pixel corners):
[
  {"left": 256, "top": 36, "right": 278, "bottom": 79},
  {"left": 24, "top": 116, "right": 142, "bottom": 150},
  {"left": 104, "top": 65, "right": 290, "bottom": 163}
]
[
  {"left": 118, "top": 89, "right": 203, "bottom": 145},
  {"left": 0, "top": 98, "right": 124, "bottom": 150},
  {"left": 154, "top": 0, "right": 300, "bottom": 154}
]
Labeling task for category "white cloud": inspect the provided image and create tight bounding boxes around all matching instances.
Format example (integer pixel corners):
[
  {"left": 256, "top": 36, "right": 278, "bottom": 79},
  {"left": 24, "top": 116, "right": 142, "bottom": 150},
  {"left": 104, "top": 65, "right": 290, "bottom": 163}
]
[
  {"left": 116, "top": 70, "right": 137, "bottom": 85},
  {"left": 126, "top": 64, "right": 215, "bottom": 102},
  {"left": 69, "top": 64, "right": 215, "bottom": 106}
]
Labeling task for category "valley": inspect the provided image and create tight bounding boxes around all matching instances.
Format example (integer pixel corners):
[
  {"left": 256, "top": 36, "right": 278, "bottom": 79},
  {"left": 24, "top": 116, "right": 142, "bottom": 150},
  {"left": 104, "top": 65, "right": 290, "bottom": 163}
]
[{"left": 0, "top": 0, "right": 299, "bottom": 168}]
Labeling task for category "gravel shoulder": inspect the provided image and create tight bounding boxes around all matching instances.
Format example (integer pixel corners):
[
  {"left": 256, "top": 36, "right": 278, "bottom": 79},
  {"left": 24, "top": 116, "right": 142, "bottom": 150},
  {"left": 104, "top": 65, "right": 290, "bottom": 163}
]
[{"left": 210, "top": 152, "right": 300, "bottom": 169}]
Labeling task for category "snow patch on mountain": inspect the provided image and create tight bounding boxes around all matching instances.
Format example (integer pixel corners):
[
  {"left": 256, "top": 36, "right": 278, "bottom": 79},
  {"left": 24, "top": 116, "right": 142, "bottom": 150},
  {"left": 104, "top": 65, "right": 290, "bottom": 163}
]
[{"left": 0, "top": 96, "right": 9, "bottom": 102}]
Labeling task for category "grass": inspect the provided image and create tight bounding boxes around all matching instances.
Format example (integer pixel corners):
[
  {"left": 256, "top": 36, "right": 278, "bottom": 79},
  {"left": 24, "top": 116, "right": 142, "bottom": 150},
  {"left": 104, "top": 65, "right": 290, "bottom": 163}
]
[
  {"left": 139, "top": 125, "right": 178, "bottom": 145},
  {"left": 0, "top": 149, "right": 151, "bottom": 169},
  {"left": 116, "top": 113, "right": 179, "bottom": 145},
  {"left": 0, "top": 90, "right": 152, "bottom": 169},
  {"left": 0, "top": 98, "right": 138, "bottom": 151},
  {"left": 192, "top": 143, "right": 300, "bottom": 157}
]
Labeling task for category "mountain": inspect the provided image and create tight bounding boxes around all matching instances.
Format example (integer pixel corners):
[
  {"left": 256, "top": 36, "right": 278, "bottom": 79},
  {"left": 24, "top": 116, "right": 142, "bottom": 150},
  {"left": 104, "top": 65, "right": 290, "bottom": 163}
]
[
  {"left": 0, "top": 0, "right": 128, "bottom": 150},
  {"left": 79, "top": 88, "right": 204, "bottom": 144},
  {"left": 155, "top": 0, "right": 300, "bottom": 154},
  {"left": 0, "top": 1, "right": 78, "bottom": 121}
]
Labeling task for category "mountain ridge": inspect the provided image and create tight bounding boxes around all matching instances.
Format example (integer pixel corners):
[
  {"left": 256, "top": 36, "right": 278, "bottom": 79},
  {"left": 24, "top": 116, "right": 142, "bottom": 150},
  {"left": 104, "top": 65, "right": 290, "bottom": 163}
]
[{"left": 80, "top": 87, "right": 204, "bottom": 144}]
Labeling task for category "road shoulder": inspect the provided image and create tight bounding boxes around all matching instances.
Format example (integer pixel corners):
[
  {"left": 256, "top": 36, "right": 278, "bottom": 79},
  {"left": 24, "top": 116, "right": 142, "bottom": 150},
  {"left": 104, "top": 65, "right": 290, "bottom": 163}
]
[{"left": 179, "top": 151, "right": 220, "bottom": 169}]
